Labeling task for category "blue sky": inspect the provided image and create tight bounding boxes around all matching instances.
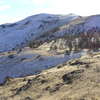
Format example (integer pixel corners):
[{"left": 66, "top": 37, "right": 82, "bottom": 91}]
[
  {"left": 0, "top": 0, "right": 39, "bottom": 24},
  {"left": 0, "top": 0, "right": 100, "bottom": 24}
]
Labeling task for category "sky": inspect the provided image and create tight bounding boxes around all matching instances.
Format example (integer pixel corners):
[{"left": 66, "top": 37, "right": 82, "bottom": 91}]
[{"left": 0, "top": 0, "right": 100, "bottom": 24}]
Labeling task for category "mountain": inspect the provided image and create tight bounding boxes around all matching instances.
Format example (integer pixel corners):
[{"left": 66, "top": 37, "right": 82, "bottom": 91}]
[
  {"left": 0, "top": 13, "right": 78, "bottom": 52},
  {"left": 31, "top": 14, "right": 100, "bottom": 52},
  {"left": 0, "top": 13, "right": 100, "bottom": 84},
  {"left": 0, "top": 14, "right": 100, "bottom": 53},
  {"left": 0, "top": 13, "right": 100, "bottom": 100}
]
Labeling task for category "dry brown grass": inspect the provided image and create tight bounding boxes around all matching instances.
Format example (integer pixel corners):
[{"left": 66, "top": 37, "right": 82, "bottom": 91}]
[{"left": 0, "top": 52, "right": 100, "bottom": 100}]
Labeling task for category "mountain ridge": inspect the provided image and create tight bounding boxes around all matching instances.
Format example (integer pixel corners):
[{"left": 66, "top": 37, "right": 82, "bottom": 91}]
[
  {"left": 0, "top": 13, "right": 100, "bottom": 52},
  {"left": 0, "top": 13, "right": 78, "bottom": 52}
]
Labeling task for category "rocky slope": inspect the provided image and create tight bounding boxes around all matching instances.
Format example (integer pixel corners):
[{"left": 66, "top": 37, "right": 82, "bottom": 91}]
[{"left": 0, "top": 52, "right": 100, "bottom": 100}]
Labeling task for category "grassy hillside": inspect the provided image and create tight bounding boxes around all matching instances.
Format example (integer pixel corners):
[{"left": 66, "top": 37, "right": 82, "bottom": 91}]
[{"left": 0, "top": 52, "right": 100, "bottom": 100}]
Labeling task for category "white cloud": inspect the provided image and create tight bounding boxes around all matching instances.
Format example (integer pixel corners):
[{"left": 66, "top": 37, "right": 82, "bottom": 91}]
[
  {"left": 30, "top": 0, "right": 46, "bottom": 5},
  {"left": 0, "top": 0, "right": 4, "bottom": 4},
  {"left": 1, "top": 0, "right": 100, "bottom": 24},
  {"left": 0, "top": 15, "right": 25, "bottom": 24},
  {"left": 0, "top": 5, "right": 11, "bottom": 11},
  {"left": 29, "top": 0, "right": 100, "bottom": 16}
]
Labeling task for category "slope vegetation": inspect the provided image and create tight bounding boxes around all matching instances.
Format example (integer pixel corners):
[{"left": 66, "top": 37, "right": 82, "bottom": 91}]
[{"left": 0, "top": 52, "right": 100, "bottom": 100}]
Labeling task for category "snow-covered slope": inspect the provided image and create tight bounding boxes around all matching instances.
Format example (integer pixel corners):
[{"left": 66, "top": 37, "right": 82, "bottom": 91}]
[
  {"left": 26, "top": 15, "right": 100, "bottom": 52},
  {"left": 0, "top": 14, "right": 100, "bottom": 52},
  {"left": 0, "top": 13, "right": 78, "bottom": 52},
  {"left": 85, "top": 15, "right": 100, "bottom": 30}
]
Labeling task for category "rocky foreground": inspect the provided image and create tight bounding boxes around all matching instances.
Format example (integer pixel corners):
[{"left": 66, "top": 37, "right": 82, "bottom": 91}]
[{"left": 0, "top": 52, "right": 100, "bottom": 100}]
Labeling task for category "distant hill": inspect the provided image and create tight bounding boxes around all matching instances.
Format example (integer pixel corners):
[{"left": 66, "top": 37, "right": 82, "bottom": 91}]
[
  {"left": 0, "top": 14, "right": 100, "bottom": 52},
  {"left": 0, "top": 13, "right": 78, "bottom": 52}
]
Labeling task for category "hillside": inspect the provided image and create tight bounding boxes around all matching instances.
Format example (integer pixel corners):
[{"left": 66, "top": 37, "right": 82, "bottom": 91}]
[
  {"left": 0, "top": 47, "right": 83, "bottom": 84},
  {"left": 0, "top": 52, "right": 100, "bottom": 100},
  {"left": 0, "top": 14, "right": 100, "bottom": 53},
  {"left": 0, "top": 13, "right": 100, "bottom": 100},
  {"left": 0, "top": 13, "right": 78, "bottom": 52}
]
